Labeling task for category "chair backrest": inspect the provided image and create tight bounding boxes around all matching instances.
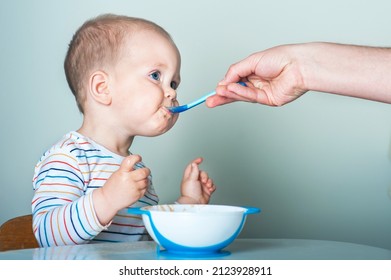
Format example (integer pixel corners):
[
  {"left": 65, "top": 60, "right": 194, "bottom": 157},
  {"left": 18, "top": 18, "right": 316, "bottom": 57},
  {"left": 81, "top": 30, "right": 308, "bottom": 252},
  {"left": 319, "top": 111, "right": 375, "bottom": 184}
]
[{"left": 0, "top": 214, "right": 39, "bottom": 251}]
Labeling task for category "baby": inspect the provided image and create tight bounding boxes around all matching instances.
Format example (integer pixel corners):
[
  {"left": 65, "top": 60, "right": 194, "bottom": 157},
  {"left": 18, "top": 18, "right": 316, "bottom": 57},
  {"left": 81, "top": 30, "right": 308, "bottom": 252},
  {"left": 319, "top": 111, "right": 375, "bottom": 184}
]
[{"left": 32, "top": 14, "right": 216, "bottom": 247}]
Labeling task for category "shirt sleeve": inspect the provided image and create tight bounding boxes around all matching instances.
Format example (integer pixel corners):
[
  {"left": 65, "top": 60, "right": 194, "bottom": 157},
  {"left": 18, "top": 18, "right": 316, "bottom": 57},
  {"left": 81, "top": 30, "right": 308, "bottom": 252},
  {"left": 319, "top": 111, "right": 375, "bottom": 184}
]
[{"left": 32, "top": 150, "right": 106, "bottom": 247}]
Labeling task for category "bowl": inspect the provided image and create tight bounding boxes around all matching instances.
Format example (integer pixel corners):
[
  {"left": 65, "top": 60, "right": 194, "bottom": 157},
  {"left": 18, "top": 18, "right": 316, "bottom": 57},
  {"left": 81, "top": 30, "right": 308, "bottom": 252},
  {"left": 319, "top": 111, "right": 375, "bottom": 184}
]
[{"left": 128, "top": 204, "right": 260, "bottom": 256}]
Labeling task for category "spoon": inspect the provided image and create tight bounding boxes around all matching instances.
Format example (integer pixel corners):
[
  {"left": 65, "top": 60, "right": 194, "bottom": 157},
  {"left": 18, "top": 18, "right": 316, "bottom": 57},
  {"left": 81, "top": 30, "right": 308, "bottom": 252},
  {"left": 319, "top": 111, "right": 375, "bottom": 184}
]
[{"left": 167, "top": 81, "right": 247, "bottom": 113}]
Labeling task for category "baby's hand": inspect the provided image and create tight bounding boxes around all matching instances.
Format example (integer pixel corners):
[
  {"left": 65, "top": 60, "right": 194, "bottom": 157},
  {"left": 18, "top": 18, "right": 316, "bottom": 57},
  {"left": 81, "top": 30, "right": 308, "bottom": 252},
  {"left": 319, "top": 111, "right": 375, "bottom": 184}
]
[
  {"left": 177, "top": 157, "right": 216, "bottom": 204},
  {"left": 93, "top": 155, "right": 150, "bottom": 225}
]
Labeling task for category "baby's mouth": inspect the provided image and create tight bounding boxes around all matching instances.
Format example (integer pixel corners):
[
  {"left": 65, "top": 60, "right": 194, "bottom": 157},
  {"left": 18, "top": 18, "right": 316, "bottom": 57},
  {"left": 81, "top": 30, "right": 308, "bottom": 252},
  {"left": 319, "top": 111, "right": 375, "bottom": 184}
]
[{"left": 161, "top": 106, "right": 173, "bottom": 118}]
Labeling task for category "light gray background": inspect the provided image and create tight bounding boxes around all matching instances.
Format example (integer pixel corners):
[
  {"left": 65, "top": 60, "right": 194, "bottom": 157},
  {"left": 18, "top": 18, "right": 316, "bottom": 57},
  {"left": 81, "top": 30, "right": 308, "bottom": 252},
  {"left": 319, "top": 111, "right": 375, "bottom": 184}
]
[{"left": 1, "top": 0, "right": 391, "bottom": 250}]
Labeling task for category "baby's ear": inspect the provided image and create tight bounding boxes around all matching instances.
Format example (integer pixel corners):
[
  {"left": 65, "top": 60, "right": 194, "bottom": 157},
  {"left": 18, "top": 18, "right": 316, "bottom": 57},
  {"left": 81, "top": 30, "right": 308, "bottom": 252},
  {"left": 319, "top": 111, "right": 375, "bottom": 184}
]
[{"left": 89, "top": 70, "right": 112, "bottom": 105}]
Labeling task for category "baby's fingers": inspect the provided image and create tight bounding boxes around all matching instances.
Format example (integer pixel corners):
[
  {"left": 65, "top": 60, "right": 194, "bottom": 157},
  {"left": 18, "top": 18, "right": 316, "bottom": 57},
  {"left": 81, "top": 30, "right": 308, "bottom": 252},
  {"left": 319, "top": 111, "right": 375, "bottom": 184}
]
[
  {"left": 188, "top": 163, "right": 200, "bottom": 180},
  {"left": 131, "top": 167, "right": 151, "bottom": 183},
  {"left": 206, "top": 178, "right": 216, "bottom": 190},
  {"left": 191, "top": 157, "right": 203, "bottom": 165},
  {"left": 200, "top": 171, "right": 208, "bottom": 184},
  {"left": 120, "top": 155, "right": 142, "bottom": 172}
]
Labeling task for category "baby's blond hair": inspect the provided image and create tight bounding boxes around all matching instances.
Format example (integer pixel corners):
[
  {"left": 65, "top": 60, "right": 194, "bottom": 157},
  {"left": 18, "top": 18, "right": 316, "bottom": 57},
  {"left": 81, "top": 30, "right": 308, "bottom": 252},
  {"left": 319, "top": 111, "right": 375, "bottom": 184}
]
[{"left": 64, "top": 14, "right": 173, "bottom": 113}]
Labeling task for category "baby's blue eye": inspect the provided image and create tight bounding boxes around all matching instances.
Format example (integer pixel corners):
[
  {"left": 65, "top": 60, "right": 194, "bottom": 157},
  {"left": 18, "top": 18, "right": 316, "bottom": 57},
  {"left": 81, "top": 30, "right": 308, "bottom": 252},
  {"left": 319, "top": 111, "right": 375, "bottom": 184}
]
[{"left": 150, "top": 71, "right": 160, "bottom": 81}]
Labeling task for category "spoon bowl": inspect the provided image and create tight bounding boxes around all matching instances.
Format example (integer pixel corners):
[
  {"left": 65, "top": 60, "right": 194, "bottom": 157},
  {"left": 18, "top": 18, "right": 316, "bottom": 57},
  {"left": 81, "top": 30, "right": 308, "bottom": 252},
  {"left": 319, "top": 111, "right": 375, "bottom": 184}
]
[{"left": 168, "top": 81, "right": 247, "bottom": 113}]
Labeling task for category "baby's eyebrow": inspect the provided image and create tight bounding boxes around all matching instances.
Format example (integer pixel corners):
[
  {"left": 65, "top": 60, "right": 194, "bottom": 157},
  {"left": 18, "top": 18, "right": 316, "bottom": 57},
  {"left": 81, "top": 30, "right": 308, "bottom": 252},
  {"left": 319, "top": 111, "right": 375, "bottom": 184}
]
[{"left": 152, "top": 62, "right": 166, "bottom": 69}]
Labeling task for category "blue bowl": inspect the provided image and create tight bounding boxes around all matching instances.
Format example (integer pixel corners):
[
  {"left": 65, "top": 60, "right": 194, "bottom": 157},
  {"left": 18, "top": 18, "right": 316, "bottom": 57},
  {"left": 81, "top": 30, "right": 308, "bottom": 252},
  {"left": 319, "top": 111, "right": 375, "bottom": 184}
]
[{"left": 128, "top": 204, "right": 260, "bottom": 255}]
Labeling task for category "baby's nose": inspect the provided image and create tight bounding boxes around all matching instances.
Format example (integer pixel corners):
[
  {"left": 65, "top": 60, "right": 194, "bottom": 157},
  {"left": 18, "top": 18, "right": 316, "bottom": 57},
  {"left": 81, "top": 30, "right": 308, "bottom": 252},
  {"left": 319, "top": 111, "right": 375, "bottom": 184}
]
[{"left": 165, "top": 87, "right": 177, "bottom": 100}]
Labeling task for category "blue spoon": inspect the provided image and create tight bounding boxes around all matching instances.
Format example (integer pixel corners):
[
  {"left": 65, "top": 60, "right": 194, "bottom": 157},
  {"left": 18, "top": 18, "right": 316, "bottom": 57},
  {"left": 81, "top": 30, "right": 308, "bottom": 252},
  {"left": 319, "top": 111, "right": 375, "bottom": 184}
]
[{"left": 167, "top": 81, "right": 247, "bottom": 113}]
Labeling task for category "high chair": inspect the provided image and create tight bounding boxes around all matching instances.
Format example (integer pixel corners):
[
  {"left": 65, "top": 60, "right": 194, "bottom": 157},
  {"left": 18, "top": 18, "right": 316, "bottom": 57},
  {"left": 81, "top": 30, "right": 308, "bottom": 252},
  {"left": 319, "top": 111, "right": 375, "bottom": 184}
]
[{"left": 0, "top": 214, "right": 39, "bottom": 251}]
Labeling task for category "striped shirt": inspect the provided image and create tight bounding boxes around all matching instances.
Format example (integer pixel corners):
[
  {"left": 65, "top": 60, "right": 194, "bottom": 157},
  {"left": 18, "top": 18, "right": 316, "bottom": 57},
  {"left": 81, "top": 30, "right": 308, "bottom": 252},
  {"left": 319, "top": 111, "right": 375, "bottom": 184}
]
[{"left": 32, "top": 131, "right": 159, "bottom": 247}]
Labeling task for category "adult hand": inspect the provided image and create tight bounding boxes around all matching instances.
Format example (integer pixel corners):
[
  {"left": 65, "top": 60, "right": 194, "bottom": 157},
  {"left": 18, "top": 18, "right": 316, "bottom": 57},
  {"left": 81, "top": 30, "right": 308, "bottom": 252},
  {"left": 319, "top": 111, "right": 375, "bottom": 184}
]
[
  {"left": 207, "top": 45, "right": 307, "bottom": 108},
  {"left": 207, "top": 42, "right": 391, "bottom": 108}
]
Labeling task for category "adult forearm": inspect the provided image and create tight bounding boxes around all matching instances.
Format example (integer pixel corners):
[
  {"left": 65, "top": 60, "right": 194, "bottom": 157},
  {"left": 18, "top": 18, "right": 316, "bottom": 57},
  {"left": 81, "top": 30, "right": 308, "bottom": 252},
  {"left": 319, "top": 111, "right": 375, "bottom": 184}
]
[{"left": 301, "top": 42, "right": 391, "bottom": 103}]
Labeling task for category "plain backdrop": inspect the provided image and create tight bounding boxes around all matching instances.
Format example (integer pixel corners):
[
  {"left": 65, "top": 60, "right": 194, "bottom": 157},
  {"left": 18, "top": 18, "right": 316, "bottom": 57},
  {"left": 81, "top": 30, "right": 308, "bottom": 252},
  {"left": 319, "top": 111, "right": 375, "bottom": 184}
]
[{"left": 1, "top": 0, "right": 391, "bottom": 250}]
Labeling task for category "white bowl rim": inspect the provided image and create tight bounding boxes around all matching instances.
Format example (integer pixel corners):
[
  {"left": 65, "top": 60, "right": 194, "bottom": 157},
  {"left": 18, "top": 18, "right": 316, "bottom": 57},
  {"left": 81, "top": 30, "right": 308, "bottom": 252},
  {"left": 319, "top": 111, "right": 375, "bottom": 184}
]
[{"left": 141, "top": 204, "right": 257, "bottom": 215}]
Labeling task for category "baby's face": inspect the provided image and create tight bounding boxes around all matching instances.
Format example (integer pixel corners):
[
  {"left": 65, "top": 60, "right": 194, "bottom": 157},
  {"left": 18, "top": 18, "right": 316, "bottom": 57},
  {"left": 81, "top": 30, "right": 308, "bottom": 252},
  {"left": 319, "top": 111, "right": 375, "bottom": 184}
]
[{"left": 108, "top": 29, "right": 181, "bottom": 137}]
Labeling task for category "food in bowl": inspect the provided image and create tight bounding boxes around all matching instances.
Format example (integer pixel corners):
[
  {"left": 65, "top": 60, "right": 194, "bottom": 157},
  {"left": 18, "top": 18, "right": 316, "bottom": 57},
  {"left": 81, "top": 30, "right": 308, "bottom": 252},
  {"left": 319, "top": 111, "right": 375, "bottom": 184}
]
[{"left": 128, "top": 204, "right": 260, "bottom": 255}]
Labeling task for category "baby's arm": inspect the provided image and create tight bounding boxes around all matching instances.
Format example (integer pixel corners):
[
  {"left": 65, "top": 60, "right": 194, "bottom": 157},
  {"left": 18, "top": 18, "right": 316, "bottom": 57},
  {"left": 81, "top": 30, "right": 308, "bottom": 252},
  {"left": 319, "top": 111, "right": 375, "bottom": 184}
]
[
  {"left": 176, "top": 157, "right": 216, "bottom": 204},
  {"left": 32, "top": 151, "right": 101, "bottom": 247},
  {"left": 32, "top": 152, "right": 148, "bottom": 247}
]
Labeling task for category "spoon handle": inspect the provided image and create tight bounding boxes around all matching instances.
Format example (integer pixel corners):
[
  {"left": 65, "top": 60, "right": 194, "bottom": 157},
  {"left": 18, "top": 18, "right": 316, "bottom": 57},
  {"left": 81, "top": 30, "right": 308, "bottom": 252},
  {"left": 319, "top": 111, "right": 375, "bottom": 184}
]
[
  {"left": 185, "top": 90, "right": 216, "bottom": 109},
  {"left": 168, "top": 81, "right": 247, "bottom": 113}
]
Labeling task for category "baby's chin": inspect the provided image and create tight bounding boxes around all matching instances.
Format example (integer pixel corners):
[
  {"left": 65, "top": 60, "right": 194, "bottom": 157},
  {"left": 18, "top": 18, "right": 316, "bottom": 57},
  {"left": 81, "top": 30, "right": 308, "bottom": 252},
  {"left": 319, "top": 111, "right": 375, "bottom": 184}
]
[
  {"left": 142, "top": 125, "right": 174, "bottom": 137},
  {"left": 143, "top": 114, "right": 177, "bottom": 136},
  {"left": 157, "top": 119, "right": 177, "bottom": 135}
]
